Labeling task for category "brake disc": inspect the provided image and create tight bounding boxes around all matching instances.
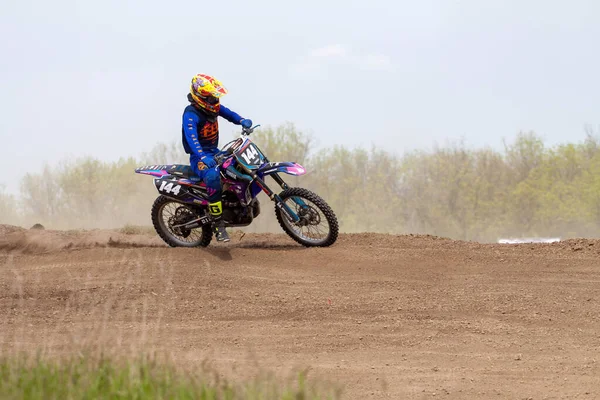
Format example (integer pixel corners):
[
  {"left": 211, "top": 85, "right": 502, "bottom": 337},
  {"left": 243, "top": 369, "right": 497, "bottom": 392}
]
[{"left": 297, "top": 205, "right": 321, "bottom": 226}]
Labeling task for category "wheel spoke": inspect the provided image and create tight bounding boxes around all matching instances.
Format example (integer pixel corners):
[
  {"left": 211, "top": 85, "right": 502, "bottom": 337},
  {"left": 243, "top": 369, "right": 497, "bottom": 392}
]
[{"left": 159, "top": 201, "right": 208, "bottom": 245}]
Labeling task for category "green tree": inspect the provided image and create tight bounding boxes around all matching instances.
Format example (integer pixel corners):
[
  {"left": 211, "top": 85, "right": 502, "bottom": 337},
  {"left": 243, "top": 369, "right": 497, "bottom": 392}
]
[{"left": 12, "top": 125, "right": 600, "bottom": 240}]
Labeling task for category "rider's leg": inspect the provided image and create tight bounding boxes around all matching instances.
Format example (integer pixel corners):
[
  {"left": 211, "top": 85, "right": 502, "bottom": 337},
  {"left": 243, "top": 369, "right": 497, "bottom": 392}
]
[
  {"left": 204, "top": 167, "right": 230, "bottom": 242},
  {"left": 190, "top": 154, "right": 229, "bottom": 242}
]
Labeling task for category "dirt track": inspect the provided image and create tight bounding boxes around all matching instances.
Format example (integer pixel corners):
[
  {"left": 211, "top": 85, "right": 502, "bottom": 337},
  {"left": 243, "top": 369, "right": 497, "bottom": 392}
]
[{"left": 2, "top": 226, "right": 600, "bottom": 399}]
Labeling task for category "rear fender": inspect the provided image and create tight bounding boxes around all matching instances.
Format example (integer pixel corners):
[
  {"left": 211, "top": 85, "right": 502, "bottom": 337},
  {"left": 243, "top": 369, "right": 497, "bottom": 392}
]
[
  {"left": 257, "top": 162, "right": 306, "bottom": 177},
  {"left": 136, "top": 165, "right": 176, "bottom": 178}
]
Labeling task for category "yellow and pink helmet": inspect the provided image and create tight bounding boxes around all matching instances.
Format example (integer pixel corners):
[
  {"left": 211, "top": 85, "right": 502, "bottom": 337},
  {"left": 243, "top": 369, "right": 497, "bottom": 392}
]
[{"left": 190, "top": 74, "right": 228, "bottom": 116}]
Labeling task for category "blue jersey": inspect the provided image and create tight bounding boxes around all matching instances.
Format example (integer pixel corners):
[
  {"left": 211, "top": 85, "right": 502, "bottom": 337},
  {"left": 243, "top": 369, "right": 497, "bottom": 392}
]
[{"left": 182, "top": 104, "right": 243, "bottom": 156}]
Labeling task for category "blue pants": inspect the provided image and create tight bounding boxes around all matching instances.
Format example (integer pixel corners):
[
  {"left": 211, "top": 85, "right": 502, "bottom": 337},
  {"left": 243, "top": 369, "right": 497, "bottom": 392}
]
[{"left": 190, "top": 153, "right": 221, "bottom": 203}]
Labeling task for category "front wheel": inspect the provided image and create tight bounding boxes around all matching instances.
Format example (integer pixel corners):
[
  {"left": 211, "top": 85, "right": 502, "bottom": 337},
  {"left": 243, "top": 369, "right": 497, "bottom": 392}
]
[
  {"left": 275, "top": 188, "right": 339, "bottom": 247},
  {"left": 151, "top": 195, "right": 212, "bottom": 247}
]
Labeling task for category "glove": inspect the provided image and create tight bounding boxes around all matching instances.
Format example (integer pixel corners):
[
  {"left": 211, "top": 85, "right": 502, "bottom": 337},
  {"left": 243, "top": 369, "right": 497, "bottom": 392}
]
[
  {"left": 200, "top": 154, "right": 217, "bottom": 169},
  {"left": 240, "top": 119, "right": 253, "bottom": 129}
]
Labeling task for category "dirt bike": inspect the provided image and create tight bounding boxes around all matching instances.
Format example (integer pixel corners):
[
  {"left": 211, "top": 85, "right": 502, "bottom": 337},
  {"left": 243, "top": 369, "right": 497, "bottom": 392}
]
[{"left": 135, "top": 125, "right": 339, "bottom": 248}]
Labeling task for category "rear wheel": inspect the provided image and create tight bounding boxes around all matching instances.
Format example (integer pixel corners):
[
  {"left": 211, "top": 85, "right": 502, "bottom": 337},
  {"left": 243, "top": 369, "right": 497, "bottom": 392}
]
[
  {"left": 151, "top": 195, "right": 212, "bottom": 247},
  {"left": 275, "top": 188, "right": 338, "bottom": 247}
]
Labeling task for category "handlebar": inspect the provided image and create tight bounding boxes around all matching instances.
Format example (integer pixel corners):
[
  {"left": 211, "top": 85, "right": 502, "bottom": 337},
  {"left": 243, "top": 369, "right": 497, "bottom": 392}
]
[
  {"left": 241, "top": 124, "right": 261, "bottom": 136},
  {"left": 216, "top": 124, "right": 261, "bottom": 164}
]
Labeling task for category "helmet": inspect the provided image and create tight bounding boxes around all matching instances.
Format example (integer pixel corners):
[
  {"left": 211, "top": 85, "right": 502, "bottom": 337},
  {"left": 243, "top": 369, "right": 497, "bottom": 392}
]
[{"left": 190, "top": 74, "right": 228, "bottom": 116}]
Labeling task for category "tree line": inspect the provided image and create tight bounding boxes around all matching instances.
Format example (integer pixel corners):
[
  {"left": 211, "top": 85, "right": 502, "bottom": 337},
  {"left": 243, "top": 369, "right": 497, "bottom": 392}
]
[{"left": 2, "top": 123, "right": 600, "bottom": 242}]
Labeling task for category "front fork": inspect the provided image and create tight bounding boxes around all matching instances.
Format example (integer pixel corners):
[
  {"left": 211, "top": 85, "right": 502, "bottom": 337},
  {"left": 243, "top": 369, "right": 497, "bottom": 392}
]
[{"left": 254, "top": 173, "right": 306, "bottom": 223}]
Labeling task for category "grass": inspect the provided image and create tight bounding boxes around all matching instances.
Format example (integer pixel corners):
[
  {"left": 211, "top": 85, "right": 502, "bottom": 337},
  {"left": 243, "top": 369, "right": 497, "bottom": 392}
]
[{"left": 0, "top": 353, "right": 341, "bottom": 400}]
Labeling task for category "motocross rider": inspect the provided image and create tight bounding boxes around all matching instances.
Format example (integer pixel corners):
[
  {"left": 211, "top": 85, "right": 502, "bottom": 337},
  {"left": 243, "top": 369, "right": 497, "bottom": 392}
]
[{"left": 182, "top": 74, "right": 252, "bottom": 242}]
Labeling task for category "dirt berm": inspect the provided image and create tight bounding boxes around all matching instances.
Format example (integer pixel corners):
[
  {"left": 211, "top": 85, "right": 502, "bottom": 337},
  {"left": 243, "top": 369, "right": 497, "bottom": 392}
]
[{"left": 1, "top": 225, "right": 600, "bottom": 399}]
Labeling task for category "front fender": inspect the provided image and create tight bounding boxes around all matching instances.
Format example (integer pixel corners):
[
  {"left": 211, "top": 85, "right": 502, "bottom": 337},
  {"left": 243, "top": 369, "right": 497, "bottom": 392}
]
[{"left": 257, "top": 162, "right": 307, "bottom": 176}]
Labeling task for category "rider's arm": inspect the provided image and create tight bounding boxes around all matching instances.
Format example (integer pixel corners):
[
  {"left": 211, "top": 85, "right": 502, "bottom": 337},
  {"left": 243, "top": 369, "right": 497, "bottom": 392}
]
[
  {"left": 219, "top": 105, "right": 244, "bottom": 125},
  {"left": 182, "top": 110, "right": 206, "bottom": 156}
]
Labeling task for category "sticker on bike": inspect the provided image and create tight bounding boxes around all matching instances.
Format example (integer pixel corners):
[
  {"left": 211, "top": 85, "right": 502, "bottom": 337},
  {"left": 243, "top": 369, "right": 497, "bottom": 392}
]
[
  {"left": 158, "top": 181, "right": 181, "bottom": 195},
  {"left": 241, "top": 145, "right": 260, "bottom": 165}
]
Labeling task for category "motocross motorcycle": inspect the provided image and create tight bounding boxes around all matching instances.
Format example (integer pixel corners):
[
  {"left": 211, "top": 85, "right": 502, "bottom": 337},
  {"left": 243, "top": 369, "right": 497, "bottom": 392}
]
[{"left": 135, "top": 125, "right": 338, "bottom": 248}]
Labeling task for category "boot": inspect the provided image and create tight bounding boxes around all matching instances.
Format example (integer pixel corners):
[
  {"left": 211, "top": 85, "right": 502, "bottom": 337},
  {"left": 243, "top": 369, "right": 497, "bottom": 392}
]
[
  {"left": 209, "top": 201, "right": 230, "bottom": 242},
  {"left": 214, "top": 218, "right": 230, "bottom": 242}
]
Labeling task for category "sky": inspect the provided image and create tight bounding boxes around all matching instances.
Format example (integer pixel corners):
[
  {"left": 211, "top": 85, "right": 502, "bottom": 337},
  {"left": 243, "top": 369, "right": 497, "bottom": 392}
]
[{"left": 1, "top": 0, "right": 599, "bottom": 194}]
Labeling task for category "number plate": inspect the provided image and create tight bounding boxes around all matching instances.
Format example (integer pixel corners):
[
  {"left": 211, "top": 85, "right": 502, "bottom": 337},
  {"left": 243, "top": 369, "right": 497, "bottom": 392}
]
[
  {"left": 235, "top": 142, "right": 265, "bottom": 169},
  {"left": 158, "top": 181, "right": 182, "bottom": 195}
]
